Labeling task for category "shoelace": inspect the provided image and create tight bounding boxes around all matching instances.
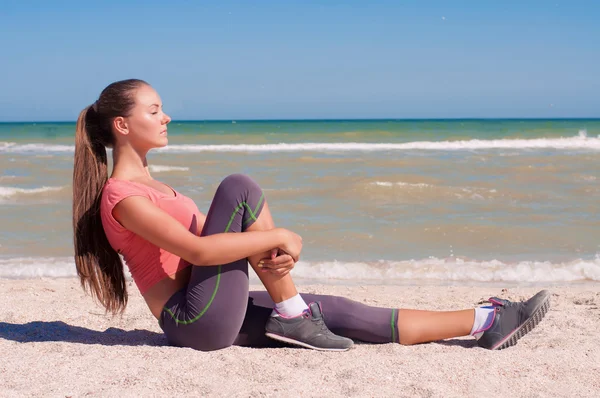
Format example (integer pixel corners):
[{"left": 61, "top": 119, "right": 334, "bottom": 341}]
[
  {"left": 490, "top": 298, "right": 523, "bottom": 319},
  {"left": 502, "top": 301, "right": 519, "bottom": 308},
  {"left": 305, "top": 312, "right": 331, "bottom": 332},
  {"left": 490, "top": 297, "right": 519, "bottom": 308}
]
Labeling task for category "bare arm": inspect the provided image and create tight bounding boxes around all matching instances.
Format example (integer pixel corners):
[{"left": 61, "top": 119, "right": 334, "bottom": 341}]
[
  {"left": 194, "top": 211, "right": 206, "bottom": 236},
  {"left": 113, "top": 196, "right": 298, "bottom": 266}
]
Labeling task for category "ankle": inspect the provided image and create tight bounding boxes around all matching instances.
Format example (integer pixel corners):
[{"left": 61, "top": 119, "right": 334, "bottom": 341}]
[
  {"left": 470, "top": 306, "right": 495, "bottom": 336},
  {"left": 272, "top": 294, "right": 309, "bottom": 318}
]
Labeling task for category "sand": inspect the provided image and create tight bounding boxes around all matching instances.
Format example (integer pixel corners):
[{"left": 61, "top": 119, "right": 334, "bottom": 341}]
[{"left": 0, "top": 278, "right": 598, "bottom": 397}]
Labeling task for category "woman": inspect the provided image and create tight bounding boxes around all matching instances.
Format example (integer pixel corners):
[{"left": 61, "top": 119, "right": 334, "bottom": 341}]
[{"left": 73, "top": 79, "right": 550, "bottom": 352}]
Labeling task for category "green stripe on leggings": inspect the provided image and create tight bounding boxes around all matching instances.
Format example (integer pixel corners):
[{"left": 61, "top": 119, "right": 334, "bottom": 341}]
[
  {"left": 164, "top": 195, "right": 263, "bottom": 325},
  {"left": 163, "top": 268, "right": 221, "bottom": 325},
  {"left": 391, "top": 309, "right": 397, "bottom": 343},
  {"left": 242, "top": 192, "right": 264, "bottom": 226}
]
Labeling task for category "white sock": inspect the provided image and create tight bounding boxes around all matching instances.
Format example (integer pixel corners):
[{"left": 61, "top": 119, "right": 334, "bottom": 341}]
[
  {"left": 470, "top": 306, "right": 496, "bottom": 337},
  {"left": 271, "top": 294, "right": 309, "bottom": 318}
]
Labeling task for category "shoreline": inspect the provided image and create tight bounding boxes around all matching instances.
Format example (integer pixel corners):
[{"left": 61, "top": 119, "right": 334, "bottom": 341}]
[
  {"left": 1, "top": 278, "right": 599, "bottom": 397},
  {"left": 2, "top": 274, "right": 598, "bottom": 289}
]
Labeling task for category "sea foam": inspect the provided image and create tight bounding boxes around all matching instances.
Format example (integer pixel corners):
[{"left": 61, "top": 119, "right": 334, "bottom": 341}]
[
  {"left": 0, "top": 186, "right": 64, "bottom": 199},
  {"left": 2, "top": 135, "right": 599, "bottom": 154},
  {"left": 374, "top": 181, "right": 432, "bottom": 188},
  {"left": 291, "top": 257, "right": 600, "bottom": 283},
  {"left": 148, "top": 165, "right": 190, "bottom": 173},
  {"left": 2, "top": 255, "right": 598, "bottom": 283}
]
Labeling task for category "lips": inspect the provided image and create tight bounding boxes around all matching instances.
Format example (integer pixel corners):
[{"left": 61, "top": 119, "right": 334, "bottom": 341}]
[{"left": 160, "top": 130, "right": 167, "bottom": 136}]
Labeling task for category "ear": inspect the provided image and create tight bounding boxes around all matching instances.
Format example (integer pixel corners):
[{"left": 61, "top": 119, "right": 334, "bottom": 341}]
[{"left": 113, "top": 116, "right": 129, "bottom": 136}]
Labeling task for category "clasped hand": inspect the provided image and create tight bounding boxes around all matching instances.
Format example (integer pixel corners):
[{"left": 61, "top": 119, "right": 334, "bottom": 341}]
[{"left": 257, "top": 248, "right": 296, "bottom": 276}]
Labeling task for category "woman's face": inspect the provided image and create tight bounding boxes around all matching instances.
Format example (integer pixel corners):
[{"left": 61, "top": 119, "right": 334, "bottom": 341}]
[{"left": 119, "top": 84, "right": 171, "bottom": 151}]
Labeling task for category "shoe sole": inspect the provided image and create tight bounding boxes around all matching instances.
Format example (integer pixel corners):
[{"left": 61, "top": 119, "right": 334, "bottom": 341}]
[
  {"left": 492, "top": 290, "right": 551, "bottom": 350},
  {"left": 265, "top": 332, "right": 352, "bottom": 352}
]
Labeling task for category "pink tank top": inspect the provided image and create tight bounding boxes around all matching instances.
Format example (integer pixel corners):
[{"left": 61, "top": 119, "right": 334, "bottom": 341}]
[{"left": 100, "top": 178, "right": 200, "bottom": 294}]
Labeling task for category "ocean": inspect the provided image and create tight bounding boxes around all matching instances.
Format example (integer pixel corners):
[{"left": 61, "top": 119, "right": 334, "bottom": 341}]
[{"left": 1, "top": 119, "right": 599, "bottom": 285}]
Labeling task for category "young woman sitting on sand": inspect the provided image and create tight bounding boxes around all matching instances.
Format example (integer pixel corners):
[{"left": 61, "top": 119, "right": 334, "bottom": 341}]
[{"left": 72, "top": 79, "right": 550, "bottom": 352}]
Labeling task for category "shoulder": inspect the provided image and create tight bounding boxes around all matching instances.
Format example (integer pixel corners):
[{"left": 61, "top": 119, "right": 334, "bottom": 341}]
[
  {"left": 102, "top": 178, "right": 152, "bottom": 208},
  {"left": 101, "top": 178, "right": 155, "bottom": 231}
]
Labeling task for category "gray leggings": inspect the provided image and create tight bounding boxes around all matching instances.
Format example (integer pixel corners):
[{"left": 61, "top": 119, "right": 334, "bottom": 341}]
[{"left": 159, "top": 174, "right": 400, "bottom": 351}]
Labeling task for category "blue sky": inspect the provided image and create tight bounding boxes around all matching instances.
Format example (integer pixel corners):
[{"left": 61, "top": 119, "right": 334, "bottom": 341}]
[{"left": 1, "top": 0, "right": 598, "bottom": 121}]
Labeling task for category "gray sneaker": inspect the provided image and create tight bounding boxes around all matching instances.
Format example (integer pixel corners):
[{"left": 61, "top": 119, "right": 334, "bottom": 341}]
[
  {"left": 265, "top": 302, "right": 354, "bottom": 352},
  {"left": 476, "top": 290, "right": 551, "bottom": 350}
]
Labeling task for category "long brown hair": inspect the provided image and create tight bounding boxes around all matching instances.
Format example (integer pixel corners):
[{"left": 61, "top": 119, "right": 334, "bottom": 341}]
[{"left": 72, "top": 79, "right": 147, "bottom": 314}]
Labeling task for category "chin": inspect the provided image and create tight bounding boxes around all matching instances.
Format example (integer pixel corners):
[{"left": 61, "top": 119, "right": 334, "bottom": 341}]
[{"left": 156, "top": 137, "right": 169, "bottom": 147}]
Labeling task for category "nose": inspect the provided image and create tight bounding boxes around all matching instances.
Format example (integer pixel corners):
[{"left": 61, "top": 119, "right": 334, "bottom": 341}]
[{"left": 163, "top": 113, "right": 171, "bottom": 124}]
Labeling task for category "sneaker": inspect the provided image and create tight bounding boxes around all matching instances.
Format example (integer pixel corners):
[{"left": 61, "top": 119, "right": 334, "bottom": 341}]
[
  {"left": 265, "top": 302, "right": 354, "bottom": 352},
  {"left": 476, "top": 289, "right": 551, "bottom": 350}
]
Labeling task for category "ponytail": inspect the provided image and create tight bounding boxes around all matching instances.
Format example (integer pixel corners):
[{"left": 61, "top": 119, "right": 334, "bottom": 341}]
[{"left": 72, "top": 105, "right": 127, "bottom": 314}]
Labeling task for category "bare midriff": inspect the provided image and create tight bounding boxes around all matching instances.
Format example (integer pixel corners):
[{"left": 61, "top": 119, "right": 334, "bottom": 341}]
[{"left": 142, "top": 266, "right": 192, "bottom": 319}]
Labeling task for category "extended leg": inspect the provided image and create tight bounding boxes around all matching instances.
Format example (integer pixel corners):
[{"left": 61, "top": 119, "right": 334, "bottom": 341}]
[
  {"left": 397, "top": 309, "right": 473, "bottom": 345},
  {"left": 236, "top": 292, "right": 473, "bottom": 347},
  {"left": 235, "top": 291, "right": 400, "bottom": 347},
  {"left": 235, "top": 290, "right": 550, "bottom": 351}
]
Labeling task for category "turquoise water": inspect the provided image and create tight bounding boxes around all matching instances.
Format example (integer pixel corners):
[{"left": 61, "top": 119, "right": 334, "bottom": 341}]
[
  {"left": 2, "top": 119, "right": 599, "bottom": 143},
  {"left": 1, "top": 119, "right": 599, "bottom": 284}
]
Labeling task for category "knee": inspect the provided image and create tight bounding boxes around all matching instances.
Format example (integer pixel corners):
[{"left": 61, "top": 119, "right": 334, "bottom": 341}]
[
  {"left": 218, "top": 173, "right": 261, "bottom": 194},
  {"left": 216, "top": 174, "right": 263, "bottom": 207}
]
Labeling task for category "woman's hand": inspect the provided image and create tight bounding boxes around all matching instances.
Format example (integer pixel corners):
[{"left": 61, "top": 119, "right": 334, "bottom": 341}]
[
  {"left": 258, "top": 249, "right": 296, "bottom": 276},
  {"left": 277, "top": 228, "right": 303, "bottom": 262}
]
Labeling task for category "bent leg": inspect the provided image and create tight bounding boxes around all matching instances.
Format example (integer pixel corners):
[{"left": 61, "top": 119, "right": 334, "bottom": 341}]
[{"left": 160, "top": 174, "right": 267, "bottom": 351}]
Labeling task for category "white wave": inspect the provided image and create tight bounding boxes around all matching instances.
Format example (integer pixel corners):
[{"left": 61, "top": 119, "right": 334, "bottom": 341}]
[
  {"left": 2, "top": 255, "right": 599, "bottom": 283},
  {"left": 291, "top": 256, "right": 600, "bottom": 283},
  {"left": 0, "top": 142, "right": 74, "bottom": 153},
  {"left": 2, "top": 134, "right": 600, "bottom": 154},
  {"left": 148, "top": 165, "right": 190, "bottom": 173},
  {"left": 0, "top": 185, "right": 64, "bottom": 199},
  {"left": 374, "top": 181, "right": 432, "bottom": 188},
  {"left": 0, "top": 257, "right": 77, "bottom": 278},
  {"left": 0, "top": 256, "right": 134, "bottom": 279},
  {"left": 157, "top": 136, "right": 600, "bottom": 152}
]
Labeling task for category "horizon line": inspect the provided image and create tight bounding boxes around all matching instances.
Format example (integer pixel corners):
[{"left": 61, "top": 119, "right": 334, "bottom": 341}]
[{"left": 1, "top": 116, "right": 600, "bottom": 124}]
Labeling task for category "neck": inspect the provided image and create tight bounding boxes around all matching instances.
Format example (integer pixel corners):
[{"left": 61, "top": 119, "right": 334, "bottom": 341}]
[{"left": 111, "top": 144, "right": 151, "bottom": 180}]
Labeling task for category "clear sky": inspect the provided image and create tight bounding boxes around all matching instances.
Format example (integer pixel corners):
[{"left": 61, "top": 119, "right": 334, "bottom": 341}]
[{"left": 1, "top": 0, "right": 598, "bottom": 121}]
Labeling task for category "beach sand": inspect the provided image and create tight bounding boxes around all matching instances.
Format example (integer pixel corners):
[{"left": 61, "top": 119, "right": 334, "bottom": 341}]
[{"left": 0, "top": 278, "right": 598, "bottom": 397}]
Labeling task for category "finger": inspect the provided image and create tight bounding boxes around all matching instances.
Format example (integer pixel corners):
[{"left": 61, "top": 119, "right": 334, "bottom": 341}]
[
  {"left": 261, "top": 255, "right": 293, "bottom": 267},
  {"left": 269, "top": 267, "right": 290, "bottom": 276},
  {"left": 258, "top": 251, "right": 286, "bottom": 269},
  {"left": 257, "top": 260, "right": 265, "bottom": 269},
  {"left": 273, "top": 255, "right": 293, "bottom": 265},
  {"left": 270, "top": 265, "right": 292, "bottom": 275},
  {"left": 262, "top": 264, "right": 292, "bottom": 274},
  {"left": 262, "top": 261, "right": 293, "bottom": 270},
  {"left": 263, "top": 258, "right": 294, "bottom": 269}
]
